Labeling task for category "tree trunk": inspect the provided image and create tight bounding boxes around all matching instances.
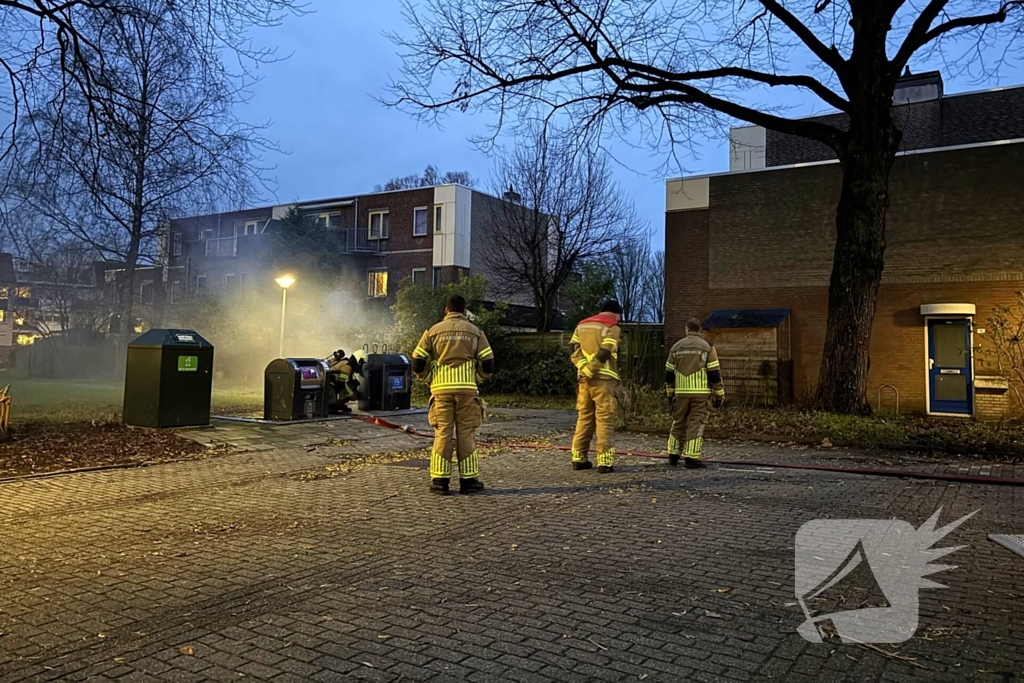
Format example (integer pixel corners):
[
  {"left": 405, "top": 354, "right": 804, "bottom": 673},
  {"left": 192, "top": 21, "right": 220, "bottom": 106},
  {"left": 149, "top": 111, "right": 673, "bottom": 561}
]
[
  {"left": 814, "top": 136, "right": 898, "bottom": 414},
  {"left": 535, "top": 291, "right": 552, "bottom": 333}
]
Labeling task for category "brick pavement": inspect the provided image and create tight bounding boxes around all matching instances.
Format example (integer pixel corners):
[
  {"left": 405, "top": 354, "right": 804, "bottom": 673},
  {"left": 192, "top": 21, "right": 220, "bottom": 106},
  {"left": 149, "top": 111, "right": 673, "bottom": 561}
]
[{"left": 1, "top": 412, "right": 1023, "bottom": 682}]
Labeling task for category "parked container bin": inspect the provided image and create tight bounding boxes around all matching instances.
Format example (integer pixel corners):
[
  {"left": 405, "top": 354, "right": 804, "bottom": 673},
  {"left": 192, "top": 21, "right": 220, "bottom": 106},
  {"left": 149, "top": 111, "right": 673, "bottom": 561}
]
[
  {"left": 264, "top": 358, "right": 330, "bottom": 420},
  {"left": 358, "top": 354, "right": 412, "bottom": 412},
  {"left": 123, "top": 329, "right": 214, "bottom": 428}
]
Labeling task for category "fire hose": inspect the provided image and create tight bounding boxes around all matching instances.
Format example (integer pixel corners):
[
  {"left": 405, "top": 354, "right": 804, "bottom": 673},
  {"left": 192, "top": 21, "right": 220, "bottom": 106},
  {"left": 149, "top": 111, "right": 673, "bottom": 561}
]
[{"left": 354, "top": 415, "right": 1024, "bottom": 487}]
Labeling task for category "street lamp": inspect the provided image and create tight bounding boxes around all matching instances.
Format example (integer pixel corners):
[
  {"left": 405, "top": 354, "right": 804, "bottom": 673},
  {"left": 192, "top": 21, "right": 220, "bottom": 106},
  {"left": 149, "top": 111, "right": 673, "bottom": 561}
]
[{"left": 275, "top": 275, "right": 295, "bottom": 358}]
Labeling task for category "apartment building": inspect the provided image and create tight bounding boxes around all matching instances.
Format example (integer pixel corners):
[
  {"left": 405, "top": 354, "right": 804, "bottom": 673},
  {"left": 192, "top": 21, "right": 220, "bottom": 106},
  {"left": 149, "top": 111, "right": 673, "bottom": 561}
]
[
  {"left": 665, "top": 72, "right": 1024, "bottom": 419},
  {"left": 165, "top": 184, "right": 524, "bottom": 309}
]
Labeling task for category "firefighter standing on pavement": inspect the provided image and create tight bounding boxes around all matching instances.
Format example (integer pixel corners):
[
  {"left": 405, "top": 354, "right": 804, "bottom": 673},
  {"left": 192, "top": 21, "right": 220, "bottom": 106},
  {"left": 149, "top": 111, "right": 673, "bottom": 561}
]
[
  {"left": 665, "top": 317, "right": 725, "bottom": 468},
  {"left": 569, "top": 300, "right": 623, "bottom": 473},
  {"left": 412, "top": 295, "right": 494, "bottom": 495}
]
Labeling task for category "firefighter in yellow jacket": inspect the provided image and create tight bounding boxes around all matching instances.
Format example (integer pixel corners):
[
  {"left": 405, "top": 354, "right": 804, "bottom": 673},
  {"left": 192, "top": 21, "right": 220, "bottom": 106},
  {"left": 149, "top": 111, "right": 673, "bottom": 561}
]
[
  {"left": 666, "top": 317, "right": 725, "bottom": 468},
  {"left": 412, "top": 294, "right": 494, "bottom": 495},
  {"left": 569, "top": 300, "right": 623, "bottom": 473}
]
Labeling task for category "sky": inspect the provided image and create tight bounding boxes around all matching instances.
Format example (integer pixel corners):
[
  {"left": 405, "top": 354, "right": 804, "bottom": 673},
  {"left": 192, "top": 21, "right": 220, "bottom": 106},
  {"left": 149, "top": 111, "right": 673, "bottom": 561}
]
[{"left": 238, "top": 1, "right": 1024, "bottom": 252}]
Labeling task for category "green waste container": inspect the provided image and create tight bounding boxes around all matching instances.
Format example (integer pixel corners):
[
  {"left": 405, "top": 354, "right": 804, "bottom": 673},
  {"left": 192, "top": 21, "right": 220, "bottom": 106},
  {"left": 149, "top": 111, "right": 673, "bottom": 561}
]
[{"left": 123, "top": 329, "right": 214, "bottom": 428}]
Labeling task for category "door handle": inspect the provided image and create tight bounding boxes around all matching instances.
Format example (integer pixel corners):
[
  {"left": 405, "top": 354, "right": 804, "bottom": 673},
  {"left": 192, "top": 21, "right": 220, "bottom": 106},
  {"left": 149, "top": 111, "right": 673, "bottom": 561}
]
[{"left": 928, "top": 358, "right": 934, "bottom": 370}]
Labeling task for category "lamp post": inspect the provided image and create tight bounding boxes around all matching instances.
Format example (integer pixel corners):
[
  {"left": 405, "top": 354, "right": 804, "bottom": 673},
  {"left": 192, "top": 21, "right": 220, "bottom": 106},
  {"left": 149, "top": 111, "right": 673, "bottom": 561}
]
[{"left": 275, "top": 276, "right": 295, "bottom": 358}]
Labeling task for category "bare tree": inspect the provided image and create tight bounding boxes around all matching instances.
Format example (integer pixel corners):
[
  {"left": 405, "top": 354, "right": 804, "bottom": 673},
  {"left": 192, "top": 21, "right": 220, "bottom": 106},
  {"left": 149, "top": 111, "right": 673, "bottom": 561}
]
[
  {"left": 4, "top": 0, "right": 277, "bottom": 347},
  {"left": 388, "top": 0, "right": 1024, "bottom": 413},
  {"left": 0, "top": 0, "right": 301, "bottom": 176},
  {"left": 374, "top": 165, "right": 475, "bottom": 192},
  {"left": 28, "top": 239, "right": 107, "bottom": 338},
  {"left": 609, "top": 228, "right": 652, "bottom": 324},
  {"left": 484, "top": 130, "right": 630, "bottom": 332},
  {"left": 645, "top": 250, "right": 666, "bottom": 324}
]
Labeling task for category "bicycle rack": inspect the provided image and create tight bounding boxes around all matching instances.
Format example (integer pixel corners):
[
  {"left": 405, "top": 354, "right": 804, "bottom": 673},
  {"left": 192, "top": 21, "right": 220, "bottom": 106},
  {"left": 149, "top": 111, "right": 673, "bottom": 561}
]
[{"left": 877, "top": 384, "right": 900, "bottom": 414}]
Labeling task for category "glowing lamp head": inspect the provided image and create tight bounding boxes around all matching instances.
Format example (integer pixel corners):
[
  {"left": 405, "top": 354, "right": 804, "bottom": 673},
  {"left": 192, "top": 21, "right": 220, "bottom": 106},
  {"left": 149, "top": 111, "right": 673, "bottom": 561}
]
[{"left": 275, "top": 276, "right": 296, "bottom": 289}]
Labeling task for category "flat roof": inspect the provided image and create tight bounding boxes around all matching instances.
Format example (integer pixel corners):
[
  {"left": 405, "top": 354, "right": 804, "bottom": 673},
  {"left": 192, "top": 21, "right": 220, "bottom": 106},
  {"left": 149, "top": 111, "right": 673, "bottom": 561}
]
[{"left": 666, "top": 136, "right": 1024, "bottom": 185}]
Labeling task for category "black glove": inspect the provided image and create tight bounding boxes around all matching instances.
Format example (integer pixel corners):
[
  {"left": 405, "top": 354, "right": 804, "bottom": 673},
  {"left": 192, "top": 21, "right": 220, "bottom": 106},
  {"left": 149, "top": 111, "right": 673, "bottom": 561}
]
[{"left": 712, "top": 395, "right": 724, "bottom": 409}]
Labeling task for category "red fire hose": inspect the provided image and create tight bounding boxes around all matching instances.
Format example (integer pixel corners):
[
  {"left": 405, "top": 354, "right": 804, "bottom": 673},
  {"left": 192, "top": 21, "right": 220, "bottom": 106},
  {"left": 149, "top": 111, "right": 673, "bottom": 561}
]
[{"left": 354, "top": 415, "right": 1024, "bottom": 487}]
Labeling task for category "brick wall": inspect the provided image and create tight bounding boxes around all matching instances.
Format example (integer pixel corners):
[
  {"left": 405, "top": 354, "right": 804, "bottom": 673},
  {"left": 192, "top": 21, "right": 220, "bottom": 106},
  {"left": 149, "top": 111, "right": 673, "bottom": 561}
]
[
  {"left": 666, "top": 142, "right": 1024, "bottom": 414},
  {"left": 765, "top": 86, "right": 1024, "bottom": 166}
]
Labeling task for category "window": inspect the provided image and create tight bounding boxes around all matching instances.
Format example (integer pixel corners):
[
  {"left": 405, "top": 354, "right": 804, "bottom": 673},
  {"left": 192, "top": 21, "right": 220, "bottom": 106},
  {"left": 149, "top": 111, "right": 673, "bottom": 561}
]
[
  {"left": 14, "top": 286, "right": 30, "bottom": 299},
  {"left": 200, "top": 229, "right": 214, "bottom": 241},
  {"left": 0, "top": 287, "right": 8, "bottom": 298},
  {"left": 412, "top": 268, "right": 427, "bottom": 286},
  {"left": 434, "top": 205, "right": 443, "bottom": 233},
  {"left": 367, "top": 269, "right": 388, "bottom": 298},
  {"left": 172, "top": 232, "right": 183, "bottom": 256},
  {"left": 196, "top": 275, "right": 207, "bottom": 293},
  {"left": 432, "top": 267, "right": 442, "bottom": 288},
  {"left": 0, "top": 310, "right": 6, "bottom": 322},
  {"left": 169, "top": 281, "right": 183, "bottom": 304},
  {"left": 225, "top": 274, "right": 237, "bottom": 290},
  {"left": 369, "top": 210, "right": 389, "bottom": 239},
  {"left": 413, "top": 207, "right": 429, "bottom": 237},
  {"left": 140, "top": 281, "right": 155, "bottom": 306},
  {"left": 243, "top": 220, "right": 260, "bottom": 236}
]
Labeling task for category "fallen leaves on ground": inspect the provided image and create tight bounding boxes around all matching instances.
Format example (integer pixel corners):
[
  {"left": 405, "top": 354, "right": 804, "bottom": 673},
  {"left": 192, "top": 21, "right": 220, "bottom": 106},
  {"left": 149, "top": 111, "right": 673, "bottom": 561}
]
[{"left": 0, "top": 421, "right": 211, "bottom": 478}]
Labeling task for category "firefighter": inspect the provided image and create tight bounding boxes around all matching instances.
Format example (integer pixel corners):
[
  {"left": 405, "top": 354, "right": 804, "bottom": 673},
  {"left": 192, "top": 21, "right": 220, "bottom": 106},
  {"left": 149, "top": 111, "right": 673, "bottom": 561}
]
[
  {"left": 326, "top": 349, "right": 362, "bottom": 413},
  {"left": 665, "top": 317, "right": 725, "bottom": 468},
  {"left": 569, "top": 300, "right": 622, "bottom": 473},
  {"left": 411, "top": 294, "right": 494, "bottom": 495}
]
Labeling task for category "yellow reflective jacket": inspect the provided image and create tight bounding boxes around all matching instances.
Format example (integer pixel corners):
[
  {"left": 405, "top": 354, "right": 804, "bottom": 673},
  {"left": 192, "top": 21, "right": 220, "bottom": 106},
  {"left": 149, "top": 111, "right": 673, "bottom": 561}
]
[
  {"left": 412, "top": 313, "right": 493, "bottom": 395},
  {"left": 666, "top": 332, "right": 725, "bottom": 397},
  {"left": 570, "top": 313, "right": 622, "bottom": 381}
]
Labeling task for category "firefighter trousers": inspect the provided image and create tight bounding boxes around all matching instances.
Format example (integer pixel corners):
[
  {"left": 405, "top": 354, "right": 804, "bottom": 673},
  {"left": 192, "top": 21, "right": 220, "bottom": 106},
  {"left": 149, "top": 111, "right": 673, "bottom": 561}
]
[
  {"left": 571, "top": 378, "right": 617, "bottom": 467},
  {"left": 668, "top": 396, "right": 709, "bottom": 460},
  {"left": 428, "top": 393, "right": 485, "bottom": 480}
]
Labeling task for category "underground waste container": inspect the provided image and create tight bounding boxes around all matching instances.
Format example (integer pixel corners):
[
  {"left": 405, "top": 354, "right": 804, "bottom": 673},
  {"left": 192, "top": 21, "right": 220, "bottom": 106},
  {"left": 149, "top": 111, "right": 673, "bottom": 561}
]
[
  {"left": 264, "top": 358, "right": 330, "bottom": 421},
  {"left": 358, "top": 354, "right": 412, "bottom": 412},
  {"left": 123, "top": 329, "right": 214, "bottom": 428}
]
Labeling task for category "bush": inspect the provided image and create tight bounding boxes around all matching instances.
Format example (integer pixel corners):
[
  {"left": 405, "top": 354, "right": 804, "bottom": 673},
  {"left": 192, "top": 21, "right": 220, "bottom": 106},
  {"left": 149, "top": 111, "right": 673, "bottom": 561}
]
[{"left": 483, "top": 343, "right": 578, "bottom": 396}]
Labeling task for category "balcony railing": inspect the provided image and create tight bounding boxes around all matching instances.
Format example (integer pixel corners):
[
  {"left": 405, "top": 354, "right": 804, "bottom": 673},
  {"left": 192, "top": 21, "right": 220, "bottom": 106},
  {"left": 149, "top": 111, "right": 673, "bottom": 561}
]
[
  {"left": 341, "top": 227, "right": 381, "bottom": 254},
  {"left": 205, "top": 236, "right": 237, "bottom": 258}
]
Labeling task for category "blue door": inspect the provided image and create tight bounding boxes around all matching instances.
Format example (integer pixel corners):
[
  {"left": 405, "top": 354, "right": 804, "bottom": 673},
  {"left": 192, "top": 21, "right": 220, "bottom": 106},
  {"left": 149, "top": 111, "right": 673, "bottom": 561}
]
[{"left": 927, "top": 319, "right": 972, "bottom": 415}]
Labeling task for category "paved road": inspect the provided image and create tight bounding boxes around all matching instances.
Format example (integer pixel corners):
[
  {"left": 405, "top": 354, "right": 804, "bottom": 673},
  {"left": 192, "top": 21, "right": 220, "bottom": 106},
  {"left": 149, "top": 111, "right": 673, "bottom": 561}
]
[{"left": 1, "top": 412, "right": 1022, "bottom": 682}]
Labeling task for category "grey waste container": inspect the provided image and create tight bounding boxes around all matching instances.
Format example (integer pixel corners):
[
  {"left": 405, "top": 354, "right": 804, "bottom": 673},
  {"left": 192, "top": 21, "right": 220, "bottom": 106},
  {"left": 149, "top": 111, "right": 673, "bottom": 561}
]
[
  {"left": 264, "top": 358, "right": 330, "bottom": 420},
  {"left": 123, "top": 329, "right": 214, "bottom": 428},
  {"left": 358, "top": 353, "right": 412, "bottom": 411}
]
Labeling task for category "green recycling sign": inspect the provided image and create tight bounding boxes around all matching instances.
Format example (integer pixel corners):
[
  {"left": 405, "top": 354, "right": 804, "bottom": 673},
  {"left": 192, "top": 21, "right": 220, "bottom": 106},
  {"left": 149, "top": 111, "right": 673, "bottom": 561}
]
[{"left": 178, "top": 355, "right": 199, "bottom": 372}]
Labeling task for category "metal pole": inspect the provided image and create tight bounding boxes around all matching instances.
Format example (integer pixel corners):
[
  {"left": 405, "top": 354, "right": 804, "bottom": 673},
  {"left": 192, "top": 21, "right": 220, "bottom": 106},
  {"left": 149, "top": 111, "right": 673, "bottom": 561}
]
[{"left": 278, "top": 287, "right": 287, "bottom": 358}]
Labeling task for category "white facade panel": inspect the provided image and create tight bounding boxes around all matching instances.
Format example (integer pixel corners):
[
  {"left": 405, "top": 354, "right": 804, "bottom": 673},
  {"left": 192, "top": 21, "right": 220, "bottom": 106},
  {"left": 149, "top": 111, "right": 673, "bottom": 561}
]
[
  {"left": 432, "top": 185, "right": 471, "bottom": 268},
  {"left": 729, "top": 126, "right": 766, "bottom": 171},
  {"left": 665, "top": 177, "right": 710, "bottom": 212}
]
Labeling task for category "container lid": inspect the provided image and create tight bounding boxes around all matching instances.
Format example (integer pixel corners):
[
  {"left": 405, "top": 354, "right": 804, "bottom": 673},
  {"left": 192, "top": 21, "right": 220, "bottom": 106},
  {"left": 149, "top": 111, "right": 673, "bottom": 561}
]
[{"left": 128, "top": 328, "right": 213, "bottom": 349}]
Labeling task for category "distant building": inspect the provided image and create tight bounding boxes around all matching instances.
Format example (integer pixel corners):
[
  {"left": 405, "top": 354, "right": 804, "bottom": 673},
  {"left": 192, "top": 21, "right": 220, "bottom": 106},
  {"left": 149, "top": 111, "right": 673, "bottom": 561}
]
[
  {"left": 164, "top": 184, "right": 532, "bottom": 311},
  {"left": 665, "top": 72, "right": 1024, "bottom": 419}
]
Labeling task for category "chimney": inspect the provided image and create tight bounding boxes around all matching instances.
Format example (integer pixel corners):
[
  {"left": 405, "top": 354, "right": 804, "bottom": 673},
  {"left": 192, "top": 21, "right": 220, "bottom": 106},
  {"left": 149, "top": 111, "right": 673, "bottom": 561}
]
[{"left": 893, "top": 70, "right": 943, "bottom": 105}]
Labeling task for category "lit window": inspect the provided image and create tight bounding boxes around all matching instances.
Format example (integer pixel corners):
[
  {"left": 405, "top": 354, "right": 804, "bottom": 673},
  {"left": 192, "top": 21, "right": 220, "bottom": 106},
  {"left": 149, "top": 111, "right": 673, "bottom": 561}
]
[
  {"left": 0, "top": 310, "right": 5, "bottom": 322},
  {"left": 16, "top": 333, "right": 38, "bottom": 346},
  {"left": 0, "top": 287, "right": 9, "bottom": 298},
  {"left": 369, "top": 210, "right": 389, "bottom": 239},
  {"left": 434, "top": 205, "right": 443, "bottom": 233},
  {"left": 412, "top": 268, "right": 427, "bottom": 286},
  {"left": 367, "top": 270, "right": 388, "bottom": 298},
  {"left": 413, "top": 207, "right": 429, "bottom": 237},
  {"left": 14, "top": 286, "right": 30, "bottom": 298}
]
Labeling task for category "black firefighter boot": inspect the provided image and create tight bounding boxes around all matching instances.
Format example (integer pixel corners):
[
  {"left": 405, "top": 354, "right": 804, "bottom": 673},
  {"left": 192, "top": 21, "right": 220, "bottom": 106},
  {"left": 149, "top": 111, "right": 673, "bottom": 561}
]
[
  {"left": 572, "top": 461, "right": 593, "bottom": 471},
  {"left": 684, "top": 458, "right": 706, "bottom": 469},
  {"left": 668, "top": 453, "right": 680, "bottom": 467},
  {"left": 459, "top": 478, "right": 485, "bottom": 494},
  {"left": 430, "top": 478, "right": 451, "bottom": 495}
]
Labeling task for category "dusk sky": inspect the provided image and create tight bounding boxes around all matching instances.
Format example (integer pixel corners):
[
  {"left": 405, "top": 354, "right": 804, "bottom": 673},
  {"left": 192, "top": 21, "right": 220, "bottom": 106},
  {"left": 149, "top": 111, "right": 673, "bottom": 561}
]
[{"left": 239, "top": 1, "right": 1024, "bottom": 250}]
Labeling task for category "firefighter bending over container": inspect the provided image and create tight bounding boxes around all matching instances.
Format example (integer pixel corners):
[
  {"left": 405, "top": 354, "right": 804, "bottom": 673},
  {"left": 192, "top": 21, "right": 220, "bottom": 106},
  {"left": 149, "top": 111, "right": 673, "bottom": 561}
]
[
  {"left": 666, "top": 317, "right": 725, "bottom": 468},
  {"left": 412, "top": 295, "right": 494, "bottom": 495},
  {"left": 570, "top": 300, "right": 623, "bottom": 473}
]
